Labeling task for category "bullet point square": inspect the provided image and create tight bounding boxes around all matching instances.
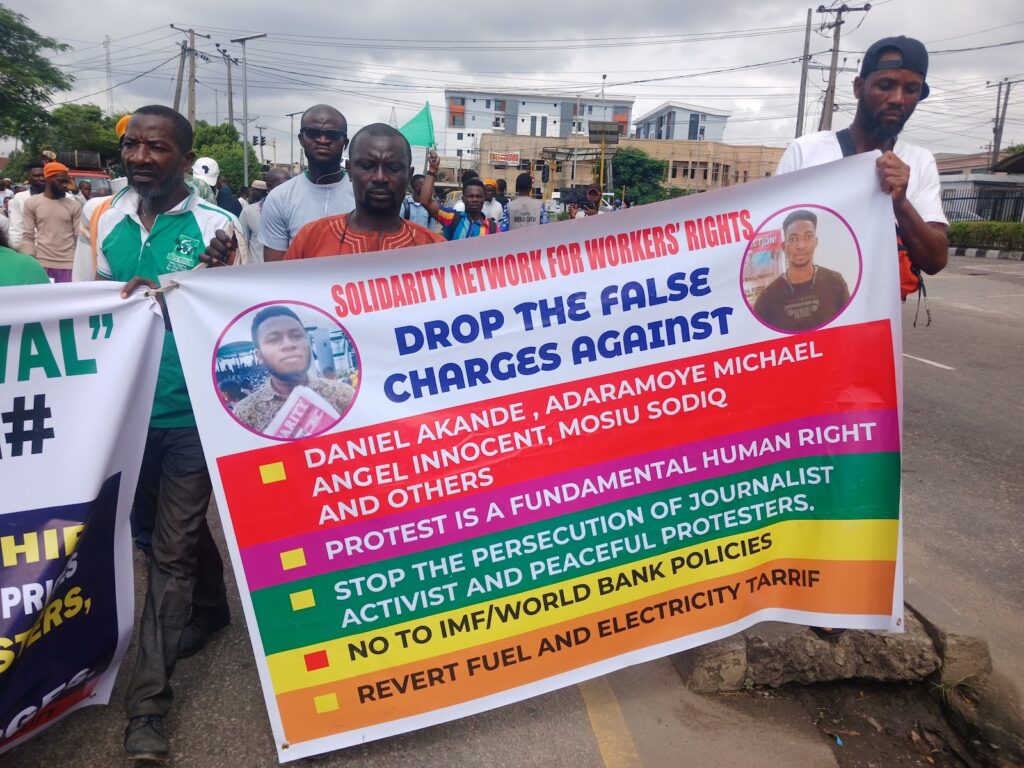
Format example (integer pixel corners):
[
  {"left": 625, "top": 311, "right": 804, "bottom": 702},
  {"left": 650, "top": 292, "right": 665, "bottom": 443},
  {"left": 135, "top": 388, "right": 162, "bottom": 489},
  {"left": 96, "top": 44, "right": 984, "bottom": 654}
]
[
  {"left": 313, "top": 693, "right": 339, "bottom": 714},
  {"left": 280, "top": 548, "right": 307, "bottom": 571},
  {"left": 304, "top": 649, "right": 330, "bottom": 672},
  {"left": 259, "top": 461, "right": 287, "bottom": 484},
  {"left": 290, "top": 589, "right": 316, "bottom": 611}
]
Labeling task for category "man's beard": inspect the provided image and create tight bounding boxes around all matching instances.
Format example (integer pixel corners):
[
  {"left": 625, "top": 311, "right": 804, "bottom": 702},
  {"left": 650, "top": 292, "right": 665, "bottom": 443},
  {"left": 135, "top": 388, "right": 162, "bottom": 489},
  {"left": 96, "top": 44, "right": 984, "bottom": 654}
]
[
  {"left": 127, "top": 168, "right": 177, "bottom": 200},
  {"left": 50, "top": 184, "right": 67, "bottom": 199},
  {"left": 862, "top": 104, "right": 910, "bottom": 141}
]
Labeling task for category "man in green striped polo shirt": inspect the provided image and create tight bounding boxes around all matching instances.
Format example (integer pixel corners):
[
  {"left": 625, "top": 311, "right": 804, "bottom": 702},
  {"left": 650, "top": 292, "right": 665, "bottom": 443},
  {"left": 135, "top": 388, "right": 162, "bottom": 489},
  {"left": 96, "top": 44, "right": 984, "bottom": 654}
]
[{"left": 88, "top": 104, "right": 240, "bottom": 763}]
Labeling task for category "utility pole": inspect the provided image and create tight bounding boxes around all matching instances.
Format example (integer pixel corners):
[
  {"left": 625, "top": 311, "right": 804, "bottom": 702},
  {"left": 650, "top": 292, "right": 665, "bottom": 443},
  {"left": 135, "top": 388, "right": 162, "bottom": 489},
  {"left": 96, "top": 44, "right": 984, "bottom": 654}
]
[
  {"left": 230, "top": 32, "right": 267, "bottom": 188},
  {"left": 817, "top": 4, "right": 872, "bottom": 131},
  {"left": 173, "top": 40, "right": 187, "bottom": 113},
  {"left": 988, "top": 78, "right": 1022, "bottom": 168},
  {"left": 257, "top": 125, "right": 267, "bottom": 163},
  {"left": 286, "top": 110, "right": 303, "bottom": 171},
  {"left": 103, "top": 35, "right": 114, "bottom": 117},
  {"left": 795, "top": 9, "right": 812, "bottom": 137},
  {"left": 170, "top": 25, "right": 211, "bottom": 126},
  {"left": 215, "top": 45, "right": 238, "bottom": 128}
]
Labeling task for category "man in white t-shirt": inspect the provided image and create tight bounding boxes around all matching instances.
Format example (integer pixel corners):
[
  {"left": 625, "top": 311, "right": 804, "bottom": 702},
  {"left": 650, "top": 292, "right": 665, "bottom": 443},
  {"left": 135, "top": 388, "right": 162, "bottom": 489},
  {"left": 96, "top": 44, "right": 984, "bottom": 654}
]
[
  {"left": 259, "top": 104, "right": 355, "bottom": 261},
  {"left": 776, "top": 35, "right": 948, "bottom": 278}
]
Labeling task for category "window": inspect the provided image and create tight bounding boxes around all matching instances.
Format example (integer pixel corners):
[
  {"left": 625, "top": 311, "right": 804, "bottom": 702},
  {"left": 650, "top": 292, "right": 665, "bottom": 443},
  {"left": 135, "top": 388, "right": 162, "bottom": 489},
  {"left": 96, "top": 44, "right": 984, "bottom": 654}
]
[
  {"left": 743, "top": 170, "right": 748, "bottom": 182},
  {"left": 457, "top": 132, "right": 463, "bottom": 140},
  {"left": 450, "top": 114, "right": 464, "bottom": 128},
  {"left": 468, "top": 132, "right": 475, "bottom": 137},
  {"left": 588, "top": 105, "right": 594, "bottom": 115},
  {"left": 522, "top": 101, "right": 527, "bottom": 106},
  {"left": 534, "top": 160, "right": 546, "bottom": 171},
  {"left": 495, "top": 99, "right": 506, "bottom": 111},
  {"left": 485, "top": 99, "right": 491, "bottom": 109},
  {"left": 493, "top": 116, "right": 506, "bottom": 129},
  {"left": 520, "top": 160, "right": 531, "bottom": 170},
  {"left": 451, "top": 97, "right": 465, "bottom": 106},
  {"left": 671, "top": 163, "right": 678, "bottom": 179},
  {"left": 472, "top": 98, "right": 476, "bottom": 103},
  {"left": 456, "top": 149, "right": 463, "bottom": 157}
]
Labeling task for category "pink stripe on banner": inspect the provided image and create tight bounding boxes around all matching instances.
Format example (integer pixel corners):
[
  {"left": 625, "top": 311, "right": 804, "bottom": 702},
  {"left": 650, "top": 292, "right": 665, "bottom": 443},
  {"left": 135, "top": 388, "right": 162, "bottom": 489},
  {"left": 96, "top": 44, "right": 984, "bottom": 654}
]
[{"left": 241, "top": 409, "right": 898, "bottom": 591}]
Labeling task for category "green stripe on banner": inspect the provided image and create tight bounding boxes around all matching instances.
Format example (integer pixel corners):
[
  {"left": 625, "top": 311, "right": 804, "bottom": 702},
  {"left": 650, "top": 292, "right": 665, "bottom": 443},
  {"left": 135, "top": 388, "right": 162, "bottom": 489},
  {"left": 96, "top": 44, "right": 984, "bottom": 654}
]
[{"left": 253, "top": 452, "right": 899, "bottom": 654}]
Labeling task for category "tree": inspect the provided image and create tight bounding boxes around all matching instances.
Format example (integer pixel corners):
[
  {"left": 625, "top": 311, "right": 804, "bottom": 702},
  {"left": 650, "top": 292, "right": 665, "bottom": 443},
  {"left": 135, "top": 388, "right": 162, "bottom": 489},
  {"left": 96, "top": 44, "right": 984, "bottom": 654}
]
[
  {"left": 1002, "top": 143, "right": 1024, "bottom": 156},
  {"left": 0, "top": 6, "right": 73, "bottom": 140},
  {"left": 612, "top": 147, "right": 688, "bottom": 205},
  {"left": 45, "top": 104, "right": 120, "bottom": 159},
  {"left": 194, "top": 120, "right": 239, "bottom": 149}
]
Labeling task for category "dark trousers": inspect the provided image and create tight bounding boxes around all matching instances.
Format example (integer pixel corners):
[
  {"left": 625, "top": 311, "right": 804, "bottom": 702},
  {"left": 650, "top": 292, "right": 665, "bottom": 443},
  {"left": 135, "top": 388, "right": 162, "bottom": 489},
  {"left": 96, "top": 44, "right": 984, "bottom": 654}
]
[{"left": 125, "top": 427, "right": 227, "bottom": 718}]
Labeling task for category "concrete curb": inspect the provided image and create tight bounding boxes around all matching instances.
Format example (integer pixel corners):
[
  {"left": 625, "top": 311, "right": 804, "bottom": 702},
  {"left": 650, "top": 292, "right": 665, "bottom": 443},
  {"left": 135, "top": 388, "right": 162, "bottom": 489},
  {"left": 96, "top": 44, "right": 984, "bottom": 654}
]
[
  {"left": 675, "top": 608, "right": 1023, "bottom": 767},
  {"left": 949, "top": 246, "right": 1023, "bottom": 261}
]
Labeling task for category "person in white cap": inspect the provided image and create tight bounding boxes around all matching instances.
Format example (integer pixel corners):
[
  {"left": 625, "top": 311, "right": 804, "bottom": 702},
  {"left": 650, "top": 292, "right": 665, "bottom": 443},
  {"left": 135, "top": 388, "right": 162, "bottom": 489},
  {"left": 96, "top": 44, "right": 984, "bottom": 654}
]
[{"left": 190, "top": 157, "right": 218, "bottom": 204}]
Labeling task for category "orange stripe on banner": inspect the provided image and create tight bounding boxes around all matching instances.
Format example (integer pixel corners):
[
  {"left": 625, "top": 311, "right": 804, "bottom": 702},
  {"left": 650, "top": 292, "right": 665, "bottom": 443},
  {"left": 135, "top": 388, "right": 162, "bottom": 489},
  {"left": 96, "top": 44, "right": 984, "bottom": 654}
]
[{"left": 275, "top": 557, "right": 895, "bottom": 744}]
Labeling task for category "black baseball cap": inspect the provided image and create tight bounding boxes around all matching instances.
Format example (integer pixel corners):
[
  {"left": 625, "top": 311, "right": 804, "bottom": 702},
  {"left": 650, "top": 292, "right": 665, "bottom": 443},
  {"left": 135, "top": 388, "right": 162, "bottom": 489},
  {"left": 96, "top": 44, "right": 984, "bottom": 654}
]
[{"left": 859, "top": 36, "right": 930, "bottom": 99}]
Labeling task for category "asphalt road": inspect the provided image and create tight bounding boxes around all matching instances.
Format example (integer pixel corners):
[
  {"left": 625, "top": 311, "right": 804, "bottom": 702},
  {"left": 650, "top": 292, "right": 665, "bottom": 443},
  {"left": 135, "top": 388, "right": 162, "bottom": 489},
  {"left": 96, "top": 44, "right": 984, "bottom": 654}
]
[
  {"left": 5, "top": 255, "right": 1020, "bottom": 768},
  {"left": 899, "top": 255, "right": 1024, "bottom": 689}
]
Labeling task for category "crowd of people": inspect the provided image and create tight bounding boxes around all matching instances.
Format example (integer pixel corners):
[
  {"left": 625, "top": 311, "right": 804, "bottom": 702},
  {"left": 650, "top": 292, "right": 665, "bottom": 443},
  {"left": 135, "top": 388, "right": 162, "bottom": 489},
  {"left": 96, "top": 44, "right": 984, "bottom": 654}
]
[{"left": 0, "top": 34, "right": 948, "bottom": 763}]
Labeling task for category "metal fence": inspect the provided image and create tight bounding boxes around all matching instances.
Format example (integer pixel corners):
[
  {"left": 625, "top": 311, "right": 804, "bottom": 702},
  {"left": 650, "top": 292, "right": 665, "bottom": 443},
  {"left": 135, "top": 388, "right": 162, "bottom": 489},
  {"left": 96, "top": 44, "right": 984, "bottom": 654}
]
[{"left": 941, "top": 190, "right": 1024, "bottom": 223}]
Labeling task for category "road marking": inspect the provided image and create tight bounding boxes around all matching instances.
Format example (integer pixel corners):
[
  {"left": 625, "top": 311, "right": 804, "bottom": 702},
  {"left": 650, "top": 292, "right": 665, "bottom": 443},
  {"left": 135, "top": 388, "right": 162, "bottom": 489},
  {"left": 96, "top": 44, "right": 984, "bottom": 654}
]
[
  {"left": 903, "top": 353, "right": 955, "bottom": 371},
  {"left": 578, "top": 678, "right": 643, "bottom": 768}
]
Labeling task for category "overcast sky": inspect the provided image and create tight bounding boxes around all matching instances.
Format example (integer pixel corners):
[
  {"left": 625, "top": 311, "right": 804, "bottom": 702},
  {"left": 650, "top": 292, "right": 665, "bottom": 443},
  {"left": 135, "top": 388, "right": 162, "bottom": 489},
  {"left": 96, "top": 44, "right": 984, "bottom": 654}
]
[{"left": 6, "top": 0, "right": 1023, "bottom": 159}]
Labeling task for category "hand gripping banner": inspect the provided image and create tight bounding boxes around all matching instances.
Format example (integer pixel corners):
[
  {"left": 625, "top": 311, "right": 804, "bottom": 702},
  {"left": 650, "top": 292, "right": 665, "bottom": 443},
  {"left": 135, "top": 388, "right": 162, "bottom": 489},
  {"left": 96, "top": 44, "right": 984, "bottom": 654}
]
[{"left": 164, "top": 152, "right": 904, "bottom": 762}]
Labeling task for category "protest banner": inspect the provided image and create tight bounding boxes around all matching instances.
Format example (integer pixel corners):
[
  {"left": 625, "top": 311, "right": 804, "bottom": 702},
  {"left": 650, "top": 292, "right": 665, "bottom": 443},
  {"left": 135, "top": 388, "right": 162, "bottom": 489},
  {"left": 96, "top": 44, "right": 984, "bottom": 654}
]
[
  {"left": 0, "top": 283, "right": 163, "bottom": 753},
  {"left": 164, "top": 151, "right": 904, "bottom": 762}
]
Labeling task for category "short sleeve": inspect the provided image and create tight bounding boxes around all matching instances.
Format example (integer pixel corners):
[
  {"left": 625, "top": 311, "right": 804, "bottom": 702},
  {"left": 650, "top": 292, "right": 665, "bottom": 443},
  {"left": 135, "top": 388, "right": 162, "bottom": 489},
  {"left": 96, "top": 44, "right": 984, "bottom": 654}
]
[
  {"left": 908, "top": 150, "right": 949, "bottom": 226},
  {"left": 775, "top": 142, "right": 802, "bottom": 176},
  {"left": 259, "top": 190, "right": 291, "bottom": 251}
]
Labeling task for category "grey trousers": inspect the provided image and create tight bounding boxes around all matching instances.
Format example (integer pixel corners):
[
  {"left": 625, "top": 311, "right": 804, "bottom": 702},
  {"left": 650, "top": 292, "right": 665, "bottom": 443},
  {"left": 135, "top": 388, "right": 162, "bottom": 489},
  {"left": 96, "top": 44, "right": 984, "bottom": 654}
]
[{"left": 125, "top": 427, "right": 227, "bottom": 718}]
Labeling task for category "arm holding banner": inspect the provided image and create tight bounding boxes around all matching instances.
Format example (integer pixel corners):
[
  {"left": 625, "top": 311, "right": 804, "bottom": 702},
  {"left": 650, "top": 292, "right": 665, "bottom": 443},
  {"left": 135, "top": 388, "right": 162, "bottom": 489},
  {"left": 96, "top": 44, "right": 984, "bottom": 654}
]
[{"left": 877, "top": 152, "right": 947, "bottom": 275}]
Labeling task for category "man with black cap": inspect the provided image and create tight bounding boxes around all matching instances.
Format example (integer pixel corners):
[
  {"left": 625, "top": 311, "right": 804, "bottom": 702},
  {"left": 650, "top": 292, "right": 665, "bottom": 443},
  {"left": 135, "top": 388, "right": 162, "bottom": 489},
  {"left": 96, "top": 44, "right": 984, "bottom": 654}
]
[{"left": 776, "top": 36, "right": 948, "bottom": 285}]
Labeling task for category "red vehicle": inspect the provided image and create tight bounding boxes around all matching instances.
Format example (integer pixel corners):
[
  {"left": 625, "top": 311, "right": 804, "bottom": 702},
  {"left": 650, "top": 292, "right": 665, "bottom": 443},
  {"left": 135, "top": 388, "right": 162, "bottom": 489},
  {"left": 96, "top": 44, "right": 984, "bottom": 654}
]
[{"left": 55, "top": 150, "right": 114, "bottom": 197}]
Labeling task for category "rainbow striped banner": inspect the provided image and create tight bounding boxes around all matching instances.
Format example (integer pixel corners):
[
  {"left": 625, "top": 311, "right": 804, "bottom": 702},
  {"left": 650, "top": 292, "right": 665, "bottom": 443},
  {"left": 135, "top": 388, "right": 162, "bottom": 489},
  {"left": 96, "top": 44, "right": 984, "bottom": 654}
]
[{"left": 166, "top": 152, "right": 903, "bottom": 762}]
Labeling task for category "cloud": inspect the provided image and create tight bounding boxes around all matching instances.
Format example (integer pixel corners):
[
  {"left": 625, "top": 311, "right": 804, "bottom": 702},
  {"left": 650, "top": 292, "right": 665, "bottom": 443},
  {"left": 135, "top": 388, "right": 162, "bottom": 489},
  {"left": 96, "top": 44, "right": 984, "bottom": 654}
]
[{"left": 5, "top": 0, "right": 1022, "bottom": 156}]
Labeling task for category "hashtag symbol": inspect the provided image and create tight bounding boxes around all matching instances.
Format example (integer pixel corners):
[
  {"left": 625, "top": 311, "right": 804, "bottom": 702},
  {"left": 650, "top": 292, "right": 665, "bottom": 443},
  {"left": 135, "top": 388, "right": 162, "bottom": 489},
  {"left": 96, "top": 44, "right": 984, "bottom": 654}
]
[{"left": 2, "top": 394, "right": 55, "bottom": 457}]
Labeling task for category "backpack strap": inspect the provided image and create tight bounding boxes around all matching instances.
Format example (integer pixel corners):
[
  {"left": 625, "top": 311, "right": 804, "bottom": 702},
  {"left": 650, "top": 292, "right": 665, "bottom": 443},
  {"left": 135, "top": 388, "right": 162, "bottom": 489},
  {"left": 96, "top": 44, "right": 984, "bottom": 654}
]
[
  {"left": 402, "top": 198, "right": 410, "bottom": 219},
  {"left": 835, "top": 128, "right": 857, "bottom": 158}
]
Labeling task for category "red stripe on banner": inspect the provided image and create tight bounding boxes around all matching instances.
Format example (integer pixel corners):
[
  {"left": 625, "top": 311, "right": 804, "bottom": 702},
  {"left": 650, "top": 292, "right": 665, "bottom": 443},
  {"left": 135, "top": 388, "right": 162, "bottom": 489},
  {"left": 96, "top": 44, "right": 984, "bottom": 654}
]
[{"left": 218, "top": 321, "right": 896, "bottom": 549}]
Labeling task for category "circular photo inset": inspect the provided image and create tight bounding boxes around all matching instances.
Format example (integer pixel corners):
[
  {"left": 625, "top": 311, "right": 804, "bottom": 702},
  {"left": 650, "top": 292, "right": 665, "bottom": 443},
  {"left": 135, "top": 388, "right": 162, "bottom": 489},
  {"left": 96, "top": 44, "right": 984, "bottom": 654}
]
[
  {"left": 212, "top": 301, "right": 360, "bottom": 440},
  {"left": 741, "top": 205, "right": 862, "bottom": 334}
]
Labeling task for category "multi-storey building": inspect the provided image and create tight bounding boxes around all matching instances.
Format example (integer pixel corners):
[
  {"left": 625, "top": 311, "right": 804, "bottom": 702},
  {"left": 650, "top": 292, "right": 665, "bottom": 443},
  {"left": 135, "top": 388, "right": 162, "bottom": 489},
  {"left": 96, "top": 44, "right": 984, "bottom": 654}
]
[
  {"left": 633, "top": 101, "right": 730, "bottom": 142},
  {"left": 442, "top": 89, "right": 635, "bottom": 161}
]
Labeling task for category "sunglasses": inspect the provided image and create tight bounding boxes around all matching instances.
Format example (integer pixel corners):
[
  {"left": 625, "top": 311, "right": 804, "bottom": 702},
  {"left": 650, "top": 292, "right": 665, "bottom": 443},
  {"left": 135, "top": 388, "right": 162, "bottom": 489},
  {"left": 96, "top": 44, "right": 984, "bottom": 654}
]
[{"left": 300, "top": 127, "right": 346, "bottom": 142}]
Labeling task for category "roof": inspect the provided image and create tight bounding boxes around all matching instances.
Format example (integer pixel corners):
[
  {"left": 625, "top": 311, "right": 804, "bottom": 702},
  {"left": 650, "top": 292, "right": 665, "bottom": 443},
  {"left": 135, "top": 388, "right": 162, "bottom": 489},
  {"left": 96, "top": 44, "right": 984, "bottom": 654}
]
[
  {"left": 991, "top": 152, "right": 1024, "bottom": 174},
  {"left": 633, "top": 101, "right": 732, "bottom": 124}
]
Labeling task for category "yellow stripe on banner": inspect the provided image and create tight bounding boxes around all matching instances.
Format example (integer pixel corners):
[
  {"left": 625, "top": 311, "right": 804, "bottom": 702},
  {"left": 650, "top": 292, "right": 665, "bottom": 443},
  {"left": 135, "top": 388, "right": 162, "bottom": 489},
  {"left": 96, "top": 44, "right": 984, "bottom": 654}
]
[{"left": 266, "top": 518, "right": 897, "bottom": 694}]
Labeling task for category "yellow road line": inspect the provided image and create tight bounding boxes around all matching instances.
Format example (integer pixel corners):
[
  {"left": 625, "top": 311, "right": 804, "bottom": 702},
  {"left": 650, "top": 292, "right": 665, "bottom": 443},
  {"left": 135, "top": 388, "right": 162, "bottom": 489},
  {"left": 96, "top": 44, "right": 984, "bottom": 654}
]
[{"left": 578, "top": 677, "right": 643, "bottom": 768}]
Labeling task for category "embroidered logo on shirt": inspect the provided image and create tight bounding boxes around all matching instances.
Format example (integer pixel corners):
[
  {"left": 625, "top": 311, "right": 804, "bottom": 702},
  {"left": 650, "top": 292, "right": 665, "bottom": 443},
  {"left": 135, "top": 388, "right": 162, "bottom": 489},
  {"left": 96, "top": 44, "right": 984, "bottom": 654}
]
[{"left": 166, "top": 235, "right": 203, "bottom": 271}]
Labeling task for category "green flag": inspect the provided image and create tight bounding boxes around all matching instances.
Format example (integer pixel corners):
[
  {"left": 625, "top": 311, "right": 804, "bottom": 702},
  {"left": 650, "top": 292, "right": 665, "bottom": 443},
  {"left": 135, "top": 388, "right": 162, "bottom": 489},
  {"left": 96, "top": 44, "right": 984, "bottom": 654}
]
[{"left": 399, "top": 103, "right": 435, "bottom": 147}]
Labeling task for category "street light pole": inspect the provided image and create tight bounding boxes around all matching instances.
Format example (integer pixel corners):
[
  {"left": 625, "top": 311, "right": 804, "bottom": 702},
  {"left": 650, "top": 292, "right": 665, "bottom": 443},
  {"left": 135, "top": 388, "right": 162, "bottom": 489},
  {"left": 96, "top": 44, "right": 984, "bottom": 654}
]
[
  {"left": 286, "top": 110, "right": 303, "bottom": 171},
  {"left": 230, "top": 32, "right": 267, "bottom": 188}
]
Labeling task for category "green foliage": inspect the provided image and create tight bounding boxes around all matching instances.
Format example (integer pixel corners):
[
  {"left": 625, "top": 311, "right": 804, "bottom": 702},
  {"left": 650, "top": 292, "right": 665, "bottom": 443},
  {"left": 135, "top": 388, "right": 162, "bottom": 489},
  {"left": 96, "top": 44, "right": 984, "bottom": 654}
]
[
  {"left": 948, "top": 221, "right": 1024, "bottom": 251},
  {"left": 1001, "top": 143, "right": 1024, "bottom": 156},
  {"left": 194, "top": 139, "right": 261, "bottom": 192},
  {"left": 46, "top": 104, "right": 121, "bottom": 159},
  {"left": 612, "top": 147, "right": 668, "bottom": 205},
  {"left": 0, "top": 6, "right": 72, "bottom": 140},
  {"left": 194, "top": 121, "right": 239, "bottom": 149},
  {"left": 612, "top": 147, "right": 693, "bottom": 205}
]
